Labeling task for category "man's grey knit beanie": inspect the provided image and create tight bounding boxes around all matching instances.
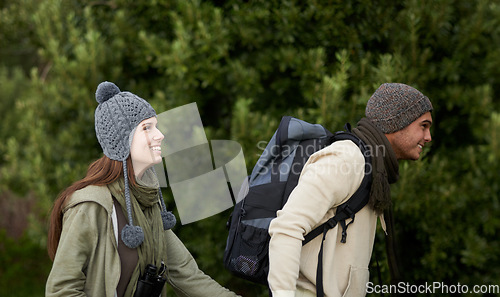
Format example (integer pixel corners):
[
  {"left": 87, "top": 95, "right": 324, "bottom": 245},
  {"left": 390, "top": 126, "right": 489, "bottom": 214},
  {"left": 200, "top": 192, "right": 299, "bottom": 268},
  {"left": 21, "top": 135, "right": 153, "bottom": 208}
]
[
  {"left": 365, "top": 83, "right": 433, "bottom": 133},
  {"left": 94, "top": 81, "right": 176, "bottom": 249}
]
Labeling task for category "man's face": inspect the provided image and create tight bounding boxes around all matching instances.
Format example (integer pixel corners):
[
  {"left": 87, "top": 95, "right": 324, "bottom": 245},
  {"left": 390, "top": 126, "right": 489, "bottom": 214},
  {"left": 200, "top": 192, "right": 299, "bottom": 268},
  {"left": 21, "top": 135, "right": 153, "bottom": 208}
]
[{"left": 385, "top": 112, "right": 433, "bottom": 160}]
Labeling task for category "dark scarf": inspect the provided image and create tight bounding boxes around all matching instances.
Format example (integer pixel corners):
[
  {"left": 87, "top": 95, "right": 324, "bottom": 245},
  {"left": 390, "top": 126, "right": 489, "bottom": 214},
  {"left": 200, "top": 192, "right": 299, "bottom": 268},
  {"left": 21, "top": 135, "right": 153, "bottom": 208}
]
[
  {"left": 352, "top": 117, "right": 399, "bottom": 214},
  {"left": 353, "top": 117, "right": 403, "bottom": 286}
]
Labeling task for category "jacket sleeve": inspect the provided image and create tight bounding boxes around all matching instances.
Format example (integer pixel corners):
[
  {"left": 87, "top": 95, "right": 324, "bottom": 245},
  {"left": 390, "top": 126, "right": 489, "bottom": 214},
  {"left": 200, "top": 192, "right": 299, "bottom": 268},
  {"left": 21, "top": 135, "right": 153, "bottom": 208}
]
[
  {"left": 267, "top": 141, "right": 365, "bottom": 297},
  {"left": 164, "top": 230, "right": 240, "bottom": 297},
  {"left": 45, "top": 203, "right": 99, "bottom": 297}
]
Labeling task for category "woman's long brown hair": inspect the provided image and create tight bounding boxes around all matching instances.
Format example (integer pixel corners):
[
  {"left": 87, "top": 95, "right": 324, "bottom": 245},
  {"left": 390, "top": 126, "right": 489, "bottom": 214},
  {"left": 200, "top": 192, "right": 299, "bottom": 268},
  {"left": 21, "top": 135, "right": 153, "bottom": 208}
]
[{"left": 47, "top": 155, "right": 136, "bottom": 261}]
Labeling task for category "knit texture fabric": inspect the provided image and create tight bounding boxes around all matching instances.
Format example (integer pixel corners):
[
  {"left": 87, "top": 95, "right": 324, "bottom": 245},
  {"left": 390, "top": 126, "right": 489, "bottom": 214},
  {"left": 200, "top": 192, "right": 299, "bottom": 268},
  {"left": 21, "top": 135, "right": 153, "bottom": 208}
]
[
  {"left": 94, "top": 81, "right": 175, "bottom": 249},
  {"left": 352, "top": 118, "right": 399, "bottom": 214},
  {"left": 95, "top": 81, "right": 157, "bottom": 162},
  {"left": 365, "top": 83, "right": 433, "bottom": 133}
]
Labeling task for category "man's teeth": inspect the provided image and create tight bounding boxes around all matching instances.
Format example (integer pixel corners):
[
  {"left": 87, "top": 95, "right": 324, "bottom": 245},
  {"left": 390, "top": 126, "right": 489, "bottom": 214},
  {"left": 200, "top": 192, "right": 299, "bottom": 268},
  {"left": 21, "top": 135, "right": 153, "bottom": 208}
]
[
  {"left": 151, "top": 146, "right": 161, "bottom": 151},
  {"left": 418, "top": 145, "right": 423, "bottom": 149}
]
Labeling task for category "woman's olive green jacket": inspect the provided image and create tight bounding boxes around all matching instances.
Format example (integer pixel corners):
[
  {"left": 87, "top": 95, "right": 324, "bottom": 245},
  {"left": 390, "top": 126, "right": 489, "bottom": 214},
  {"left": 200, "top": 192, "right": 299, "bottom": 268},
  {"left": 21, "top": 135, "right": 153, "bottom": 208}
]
[{"left": 46, "top": 184, "right": 238, "bottom": 297}]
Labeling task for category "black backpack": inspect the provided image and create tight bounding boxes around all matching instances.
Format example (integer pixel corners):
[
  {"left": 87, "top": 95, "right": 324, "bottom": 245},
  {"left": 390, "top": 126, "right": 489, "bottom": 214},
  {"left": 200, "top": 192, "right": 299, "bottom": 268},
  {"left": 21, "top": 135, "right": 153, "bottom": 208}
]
[{"left": 223, "top": 116, "right": 372, "bottom": 297}]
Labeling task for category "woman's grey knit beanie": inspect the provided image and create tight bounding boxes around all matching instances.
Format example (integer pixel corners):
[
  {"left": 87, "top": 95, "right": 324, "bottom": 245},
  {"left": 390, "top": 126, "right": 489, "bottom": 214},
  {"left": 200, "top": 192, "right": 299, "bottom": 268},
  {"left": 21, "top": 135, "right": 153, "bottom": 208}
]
[
  {"left": 365, "top": 83, "right": 433, "bottom": 133},
  {"left": 94, "top": 81, "right": 176, "bottom": 249}
]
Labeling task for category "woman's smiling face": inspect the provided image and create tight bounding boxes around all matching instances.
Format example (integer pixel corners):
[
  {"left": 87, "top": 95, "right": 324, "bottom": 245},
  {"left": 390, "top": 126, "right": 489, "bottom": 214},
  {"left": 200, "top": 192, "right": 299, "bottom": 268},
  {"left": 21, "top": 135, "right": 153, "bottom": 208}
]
[{"left": 130, "top": 117, "right": 164, "bottom": 179}]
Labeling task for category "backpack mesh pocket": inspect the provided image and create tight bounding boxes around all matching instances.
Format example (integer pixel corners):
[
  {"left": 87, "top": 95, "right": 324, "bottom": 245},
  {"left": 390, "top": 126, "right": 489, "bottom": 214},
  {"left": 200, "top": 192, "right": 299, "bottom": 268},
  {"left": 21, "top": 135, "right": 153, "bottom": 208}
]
[{"left": 227, "top": 222, "right": 270, "bottom": 284}]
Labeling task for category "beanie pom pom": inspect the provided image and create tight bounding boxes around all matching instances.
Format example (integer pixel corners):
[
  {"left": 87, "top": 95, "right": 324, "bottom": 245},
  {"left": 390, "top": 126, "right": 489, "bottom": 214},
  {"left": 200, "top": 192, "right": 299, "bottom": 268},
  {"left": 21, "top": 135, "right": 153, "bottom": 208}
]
[
  {"left": 161, "top": 211, "right": 177, "bottom": 230},
  {"left": 96, "top": 81, "right": 120, "bottom": 104},
  {"left": 121, "top": 224, "right": 144, "bottom": 248}
]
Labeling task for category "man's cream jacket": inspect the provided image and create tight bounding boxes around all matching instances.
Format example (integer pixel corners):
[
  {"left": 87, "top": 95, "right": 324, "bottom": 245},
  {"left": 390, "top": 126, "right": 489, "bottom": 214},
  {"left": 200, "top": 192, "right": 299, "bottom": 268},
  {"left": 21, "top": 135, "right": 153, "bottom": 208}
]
[{"left": 268, "top": 140, "right": 381, "bottom": 297}]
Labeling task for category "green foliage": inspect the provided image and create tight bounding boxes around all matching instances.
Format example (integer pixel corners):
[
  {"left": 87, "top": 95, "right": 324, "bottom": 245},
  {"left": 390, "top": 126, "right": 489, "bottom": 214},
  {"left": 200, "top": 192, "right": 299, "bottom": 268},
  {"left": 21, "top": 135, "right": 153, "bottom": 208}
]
[
  {"left": 0, "top": 229, "right": 52, "bottom": 297},
  {"left": 394, "top": 110, "right": 500, "bottom": 286},
  {"left": 0, "top": 0, "right": 499, "bottom": 296}
]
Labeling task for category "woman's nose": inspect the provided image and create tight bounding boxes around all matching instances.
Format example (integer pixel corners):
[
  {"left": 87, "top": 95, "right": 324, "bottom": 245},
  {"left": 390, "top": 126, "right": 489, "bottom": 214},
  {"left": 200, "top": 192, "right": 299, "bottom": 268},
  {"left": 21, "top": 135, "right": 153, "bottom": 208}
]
[{"left": 153, "top": 130, "right": 164, "bottom": 141}]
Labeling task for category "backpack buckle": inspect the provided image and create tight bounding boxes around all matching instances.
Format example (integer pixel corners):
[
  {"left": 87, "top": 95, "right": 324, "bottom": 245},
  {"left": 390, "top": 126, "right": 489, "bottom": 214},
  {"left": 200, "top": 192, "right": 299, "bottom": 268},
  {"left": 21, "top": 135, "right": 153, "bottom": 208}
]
[
  {"left": 326, "top": 217, "right": 338, "bottom": 229},
  {"left": 341, "top": 204, "right": 355, "bottom": 219},
  {"left": 339, "top": 205, "right": 356, "bottom": 243}
]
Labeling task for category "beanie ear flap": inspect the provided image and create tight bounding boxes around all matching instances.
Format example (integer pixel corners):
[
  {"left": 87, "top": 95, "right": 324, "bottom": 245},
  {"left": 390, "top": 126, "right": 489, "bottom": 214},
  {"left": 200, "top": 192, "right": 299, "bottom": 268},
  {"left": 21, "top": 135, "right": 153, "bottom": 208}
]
[{"left": 120, "top": 161, "right": 144, "bottom": 248}]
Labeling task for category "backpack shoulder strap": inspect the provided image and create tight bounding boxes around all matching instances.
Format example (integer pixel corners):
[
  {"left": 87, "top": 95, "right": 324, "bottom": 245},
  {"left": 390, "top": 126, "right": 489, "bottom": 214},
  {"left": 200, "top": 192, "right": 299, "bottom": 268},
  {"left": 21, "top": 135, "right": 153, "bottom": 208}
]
[
  {"left": 303, "top": 124, "right": 372, "bottom": 245},
  {"left": 301, "top": 123, "right": 372, "bottom": 297}
]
